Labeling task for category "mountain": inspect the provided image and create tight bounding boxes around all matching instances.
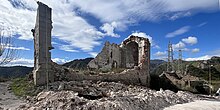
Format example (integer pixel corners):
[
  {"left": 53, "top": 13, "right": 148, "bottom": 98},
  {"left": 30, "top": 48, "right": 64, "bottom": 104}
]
[
  {"left": 62, "top": 58, "right": 94, "bottom": 70},
  {"left": 152, "top": 57, "right": 220, "bottom": 80},
  {"left": 150, "top": 59, "right": 165, "bottom": 72},
  {"left": 0, "top": 66, "right": 33, "bottom": 79}
]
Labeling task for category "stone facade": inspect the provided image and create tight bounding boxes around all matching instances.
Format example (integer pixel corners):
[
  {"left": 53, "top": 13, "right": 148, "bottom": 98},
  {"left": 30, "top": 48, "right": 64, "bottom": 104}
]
[
  {"left": 32, "top": 2, "right": 54, "bottom": 85},
  {"left": 88, "top": 35, "right": 150, "bottom": 70},
  {"left": 87, "top": 35, "right": 150, "bottom": 86}
]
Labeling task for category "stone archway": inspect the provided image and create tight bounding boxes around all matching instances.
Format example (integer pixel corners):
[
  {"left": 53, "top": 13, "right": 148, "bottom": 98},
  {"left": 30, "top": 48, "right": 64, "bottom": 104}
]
[{"left": 124, "top": 41, "right": 139, "bottom": 68}]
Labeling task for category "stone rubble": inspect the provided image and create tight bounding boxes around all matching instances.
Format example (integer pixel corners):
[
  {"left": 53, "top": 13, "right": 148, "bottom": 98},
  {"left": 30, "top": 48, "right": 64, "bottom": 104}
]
[{"left": 17, "top": 81, "right": 213, "bottom": 110}]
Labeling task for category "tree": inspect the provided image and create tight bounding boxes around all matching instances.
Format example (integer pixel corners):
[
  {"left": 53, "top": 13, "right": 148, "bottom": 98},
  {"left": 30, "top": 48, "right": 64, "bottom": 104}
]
[{"left": 0, "top": 28, "right": 16, "bottom": 65}]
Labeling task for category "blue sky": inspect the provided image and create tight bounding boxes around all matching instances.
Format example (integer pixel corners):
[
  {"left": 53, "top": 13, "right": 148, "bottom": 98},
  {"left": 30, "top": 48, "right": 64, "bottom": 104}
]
[{"left": 0, "top": 0, "right": 220, "bottom": 67}]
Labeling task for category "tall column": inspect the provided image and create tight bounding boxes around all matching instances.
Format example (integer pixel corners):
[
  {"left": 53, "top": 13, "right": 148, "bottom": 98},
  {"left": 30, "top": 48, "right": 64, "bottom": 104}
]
[{"left": 32, "top": 2, "right": 54, "bottom": 85}]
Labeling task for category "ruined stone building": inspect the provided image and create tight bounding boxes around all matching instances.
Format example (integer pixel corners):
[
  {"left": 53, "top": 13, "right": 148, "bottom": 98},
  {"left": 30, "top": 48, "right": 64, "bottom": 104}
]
[
  {"left": 87, "top": 35, "right": 151, "bottom": 86},
  {"left": 31, "top": 2, "right": 151, "bottom": 87},
  {"left": 88, "top": 35, "right": 150, "bottom": 71},
  {"left": 32, "top": 2, "right": 54, "bottom": 85}
]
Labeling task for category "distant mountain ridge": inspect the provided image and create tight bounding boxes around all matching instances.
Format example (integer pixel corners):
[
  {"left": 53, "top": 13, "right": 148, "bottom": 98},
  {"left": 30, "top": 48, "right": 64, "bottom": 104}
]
[
  {"left": 62, "top": 58, "right": 94, "bottom": 70},
  {"left": 151, "top": 56, "right": 220, "bottom": 81},
  {"left": 0, "top": 66, "right": 33, "bottom": 78}
]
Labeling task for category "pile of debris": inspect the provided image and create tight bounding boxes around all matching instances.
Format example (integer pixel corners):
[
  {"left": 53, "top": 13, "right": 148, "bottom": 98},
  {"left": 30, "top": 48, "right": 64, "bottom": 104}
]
[
  {"left": 18, "top": 81, "right": 205, "bottom": 110},
  {"left": 159, "top": 71, "right": 210, "bottom": 94}
]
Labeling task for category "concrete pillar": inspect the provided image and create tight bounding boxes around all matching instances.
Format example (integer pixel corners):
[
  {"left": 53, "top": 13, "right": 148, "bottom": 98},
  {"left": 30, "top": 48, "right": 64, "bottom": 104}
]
[{"left": 32, "top": 2, "right": 54, "bottom": 85}]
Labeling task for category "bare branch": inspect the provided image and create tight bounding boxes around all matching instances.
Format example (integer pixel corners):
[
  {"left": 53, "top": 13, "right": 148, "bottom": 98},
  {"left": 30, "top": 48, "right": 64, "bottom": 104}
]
[{"left": 0, "top": 27, "right": 17, "bottom": 65}]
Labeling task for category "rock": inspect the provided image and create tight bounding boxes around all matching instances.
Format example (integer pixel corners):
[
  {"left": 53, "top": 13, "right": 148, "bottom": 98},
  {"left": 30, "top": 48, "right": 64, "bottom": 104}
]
[
  {"left": 58, "top": 82, "right": 64, "bottom": 91},
  {"left": 17, "top": 81, "right": 213, "bottom": 110}
]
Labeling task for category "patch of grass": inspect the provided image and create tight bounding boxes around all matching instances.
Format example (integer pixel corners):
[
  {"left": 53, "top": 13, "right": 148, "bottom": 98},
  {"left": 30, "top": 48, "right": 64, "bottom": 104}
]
[{"left": 10, "top": 77, "right": 36, "bottom": 97}]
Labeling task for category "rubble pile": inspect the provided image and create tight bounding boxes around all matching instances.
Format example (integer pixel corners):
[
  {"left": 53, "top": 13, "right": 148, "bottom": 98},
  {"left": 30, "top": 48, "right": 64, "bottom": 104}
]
[{"left": 18, "top": 81, "right": 200, "bottom": 110}]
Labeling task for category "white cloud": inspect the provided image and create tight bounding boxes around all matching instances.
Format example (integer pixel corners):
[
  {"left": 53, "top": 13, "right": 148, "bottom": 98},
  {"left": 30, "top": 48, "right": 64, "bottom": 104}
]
[
  {"left": 0, "top": 0, "right": 105, "bottom": 54},
  {"left": 172, "top": 41, "right": 186, "bottom": 50},
  {"left": 4, "top": 58, "right": 34, "bottom": 67},
  {"left": 192, "top": 48, "right": 200, "bottom": 53},
  {"left": 169, "top": 12, "right": 191, "bottom": 20},
  {"left": 185, "top": 55, "right": 211, "bottom": 61},
  {"left": 197, "top": 22, "right": 207, "bottom": 27},
  {"left": 153, "top": 45, "right": 161, "bottom": 49},
  {"left": 130, "top": 31, "right": 161, "bottom": 49},
  {"left": 59, "top": 45, "right": 79, "bottom": 53},
  {"left": 52, "top": 58, "right": 70, "bottom": 64},
  {"left": 4, "top": 57, "right": 70, "bottom": 67},
  {"left": 0, "top": 0, "right": 36, "bottom": 40},
  {"left": 154, "top": 51, "right": 167, "bottom": 57},
  {"left": 52, "top": 42, "right": 58, "bottom": 45},
  {"left": 0, "top": 0, "right": 218, "bottom": 56},
  {"left": 100, "top": 22, "right": 120, "bottom": 37},
  {"left": 185, "top": 49, "right": 220, "bottom": 61},
  {"left": 5, "top": 46, "right": 30, "bottom": 50},
  {"left": 166, "top": 0, "right": 218, "bottom": 11},
  {"left": 165, "top": 26, "right": 190, "bottom": 38},
  {"left": 88, "top": 52, "right": 98, "bottom": 58},
  {"left": 73, "top": 0, "right": 218, "bottom": 25},
  {"left": 131, "top": 31, "right": 153, "bottom": 43},
  {"left": 182, "top": 36, "right": 198, "bottom": 45}
]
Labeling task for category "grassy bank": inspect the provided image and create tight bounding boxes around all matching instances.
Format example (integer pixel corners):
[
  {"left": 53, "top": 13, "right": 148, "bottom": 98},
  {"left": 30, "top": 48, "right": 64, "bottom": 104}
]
[{"left": 10, "top": 77, "right": 37, "bottom": 97}]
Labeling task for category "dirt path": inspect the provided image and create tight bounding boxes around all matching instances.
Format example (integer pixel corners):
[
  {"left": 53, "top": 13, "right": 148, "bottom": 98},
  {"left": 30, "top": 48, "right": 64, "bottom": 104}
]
[
  {"left": 0, "top": 81, "right": 26, "bottom": 110},
  {"left": 164, "top": 100, "right": 220, "bottom": 110}
]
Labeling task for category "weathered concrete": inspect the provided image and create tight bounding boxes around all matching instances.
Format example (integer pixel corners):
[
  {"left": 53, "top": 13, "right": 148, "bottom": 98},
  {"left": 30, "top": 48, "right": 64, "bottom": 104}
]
[{"left": 32, "top": 2, "right": 54, "bottom": 85}]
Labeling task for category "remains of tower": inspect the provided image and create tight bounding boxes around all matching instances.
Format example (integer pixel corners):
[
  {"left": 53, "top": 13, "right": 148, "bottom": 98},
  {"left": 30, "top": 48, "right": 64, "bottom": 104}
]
[
  {"left": 87, "top": 35, "right": 151, "bottom": 86},
  {"left": 88, "top": 35, "right": 150, "bottom": 70},
  {"left": 32, "top": 2, "right": 54, "bottom": 85}
]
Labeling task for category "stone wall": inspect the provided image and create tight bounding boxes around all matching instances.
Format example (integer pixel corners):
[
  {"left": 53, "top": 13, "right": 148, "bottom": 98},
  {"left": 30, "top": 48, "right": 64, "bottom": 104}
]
[
  {"left": 32, "top": 2, "right": 54, "bottom": 85},
  {"left": 86, "top": 35, "right": 150, "bottom": 86},
  {"left": 88, "top": 35, "right": 150, "bottom": 70},
  {"left": 53, "top": 63, "right": 149, "bottom": 86},
  {"left": 88, "top": 42, "right": 121, "bottom": 71}
]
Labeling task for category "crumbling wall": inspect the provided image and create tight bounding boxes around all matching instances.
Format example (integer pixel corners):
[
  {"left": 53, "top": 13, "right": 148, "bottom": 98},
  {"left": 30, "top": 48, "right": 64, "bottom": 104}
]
[
  {"left": 53, "top": 64, "right": 149, "bottom": 86},
  {"left": 86, "top": 35, "right": 151, "bottom": 86},
  {"left": 88, "top": 35, "right": 150, "bottom": 70},
  {"left": 88, "top": 41, "right": 121, "bottom": 71},
  {"left": 32, "top": 2, "right": 54, "bottom": 85}
]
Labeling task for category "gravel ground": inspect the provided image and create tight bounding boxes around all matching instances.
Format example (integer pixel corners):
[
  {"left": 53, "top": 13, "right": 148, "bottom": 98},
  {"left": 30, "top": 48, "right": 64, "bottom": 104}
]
[
  {"left": 1, "top": 81, "right": 220, "bottom": 110},
  {"left": 17, "top": 81, "right": 202, "bottom": 110},
  {"left": 0, "top": 82, "right": 26, "bottom": 110}
]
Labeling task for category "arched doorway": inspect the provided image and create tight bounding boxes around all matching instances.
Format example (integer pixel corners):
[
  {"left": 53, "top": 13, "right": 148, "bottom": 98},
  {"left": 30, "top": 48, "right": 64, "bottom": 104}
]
[{"left": 125, "top": 41, "right": 139, "bottom": 68}]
